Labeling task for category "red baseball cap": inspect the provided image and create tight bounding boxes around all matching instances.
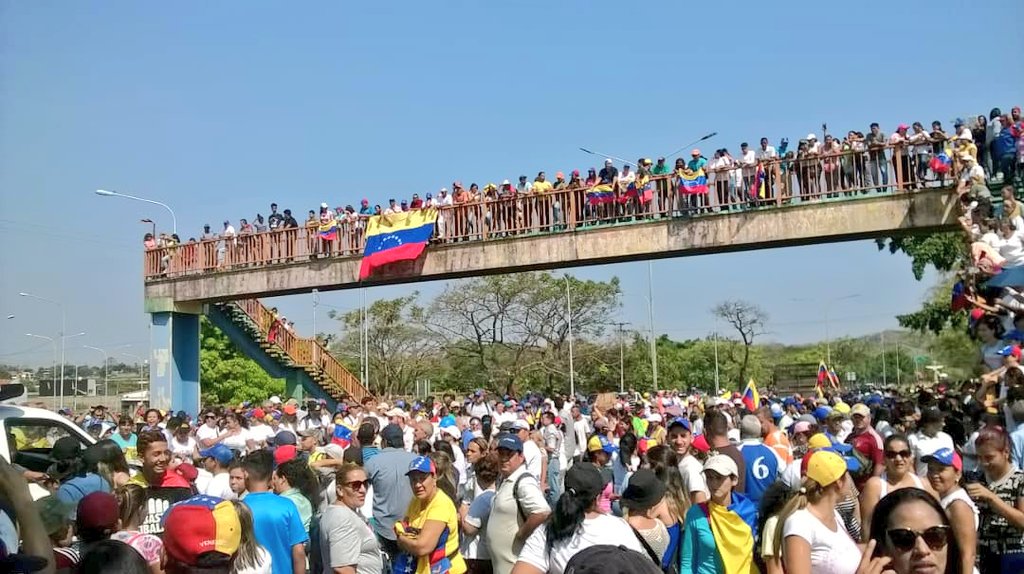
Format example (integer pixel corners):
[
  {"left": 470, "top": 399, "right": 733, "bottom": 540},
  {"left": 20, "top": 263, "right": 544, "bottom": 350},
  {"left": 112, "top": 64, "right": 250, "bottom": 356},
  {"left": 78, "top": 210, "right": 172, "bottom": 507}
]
[
  {"left": 274, "top": 444, "right": 297, "bottom": 466},
  {"left": 691, "top": 434, "right": 710, "bottom": 453},
  {"left": 162, "top": 495, "right": 241, "bottom": 567},
  {"left": 76, "top": 492, "right": 119, "bottom": 532}
]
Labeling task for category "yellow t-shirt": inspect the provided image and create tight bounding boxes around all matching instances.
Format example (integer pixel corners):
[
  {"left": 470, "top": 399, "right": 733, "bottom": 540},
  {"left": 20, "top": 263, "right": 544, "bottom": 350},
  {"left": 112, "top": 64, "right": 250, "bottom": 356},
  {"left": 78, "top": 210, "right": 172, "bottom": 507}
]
[
  {"left": 532, "top": 181, "right": 553, "bottom": 194},
  {"left": 405, "top": 490, "right": 466, "bottom": 574}
]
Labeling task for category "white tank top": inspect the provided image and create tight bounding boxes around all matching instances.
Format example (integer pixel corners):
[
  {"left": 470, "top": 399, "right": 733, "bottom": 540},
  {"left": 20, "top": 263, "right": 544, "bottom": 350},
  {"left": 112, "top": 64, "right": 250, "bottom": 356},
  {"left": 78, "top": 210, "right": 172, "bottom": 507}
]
[
  {"left": 940, "top": 488, "right": 979, "bottom": 530},
  {"left": 878, "top": 472, "right": 924, "bottom": 499}
]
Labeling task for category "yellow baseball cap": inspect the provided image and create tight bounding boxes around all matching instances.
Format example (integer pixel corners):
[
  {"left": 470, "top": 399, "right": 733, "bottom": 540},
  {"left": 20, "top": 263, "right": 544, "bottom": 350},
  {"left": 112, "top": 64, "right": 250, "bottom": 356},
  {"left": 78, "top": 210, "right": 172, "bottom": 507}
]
[
  {"left": 802, "top": 449, "right": 846, "bottom": 487},
  {"left": 807, "top": 433, "right": 832, "bottom": 450},
  {"left": 833, "top": 402, "right": 851, "bottom": 414}
]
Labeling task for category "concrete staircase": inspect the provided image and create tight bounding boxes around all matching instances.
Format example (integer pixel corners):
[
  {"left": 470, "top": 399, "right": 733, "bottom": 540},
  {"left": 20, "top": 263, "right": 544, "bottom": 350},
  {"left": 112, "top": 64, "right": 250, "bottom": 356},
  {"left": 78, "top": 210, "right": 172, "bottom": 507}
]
[{"left": 207, "top": 299, "right": 370, "bottom": 403}]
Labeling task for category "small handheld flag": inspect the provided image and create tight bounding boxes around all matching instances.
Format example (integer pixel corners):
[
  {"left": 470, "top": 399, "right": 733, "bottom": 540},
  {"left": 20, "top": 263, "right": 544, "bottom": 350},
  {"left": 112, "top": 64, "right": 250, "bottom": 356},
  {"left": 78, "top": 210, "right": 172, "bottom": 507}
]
[
  {"left": 741, "top": 380, "right": 759, "bottom": 412},
  {"left": 332, "top": 424, "right": 352, "bottom": 448}
]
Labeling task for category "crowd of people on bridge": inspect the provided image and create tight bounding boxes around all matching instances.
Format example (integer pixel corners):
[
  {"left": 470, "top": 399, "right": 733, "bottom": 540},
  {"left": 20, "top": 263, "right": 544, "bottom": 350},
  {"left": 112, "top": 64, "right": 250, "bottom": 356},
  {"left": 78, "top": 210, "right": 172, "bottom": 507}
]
[
  {"left": 142, "top": 107, "right": 1024, "bottom": 273},
  {"left": 3, "top": 377, "right": 1024, "bottom": 574}
]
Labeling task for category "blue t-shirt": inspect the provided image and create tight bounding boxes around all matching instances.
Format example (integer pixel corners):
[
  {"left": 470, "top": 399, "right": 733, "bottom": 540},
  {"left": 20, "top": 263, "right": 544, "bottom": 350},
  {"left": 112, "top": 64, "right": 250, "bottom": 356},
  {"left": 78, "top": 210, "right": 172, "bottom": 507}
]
[
  {"left": 737, "top": 441, "right": 782, "bottom": 506},
  {"left": 110, "top": 433, "right": 138, "bottom": 457},
  {"left": 244, "top": 491, "right": 309, "bottom": 574},
  {"left": 58, "top": 473, "right": 111, "bottom": 517}
]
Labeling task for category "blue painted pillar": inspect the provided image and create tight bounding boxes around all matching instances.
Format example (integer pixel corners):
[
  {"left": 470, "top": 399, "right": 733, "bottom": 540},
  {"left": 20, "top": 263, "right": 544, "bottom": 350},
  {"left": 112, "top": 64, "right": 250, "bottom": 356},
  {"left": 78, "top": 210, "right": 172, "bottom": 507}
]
[{"left": 149, "top": 307, "right": 201, "bottom": 416}]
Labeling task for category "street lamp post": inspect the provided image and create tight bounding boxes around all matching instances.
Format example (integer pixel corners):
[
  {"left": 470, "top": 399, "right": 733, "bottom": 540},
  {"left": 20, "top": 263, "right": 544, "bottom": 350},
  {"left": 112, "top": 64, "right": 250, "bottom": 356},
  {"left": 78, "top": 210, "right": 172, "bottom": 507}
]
[
  {"left": 565, "top": 275, "right": 576, "bottom": 398},
  {"left": 83, "top": 346, "right": 109, "bottom": 397},
  {"left": 612, "top": 322, "right": 631, "bottom": 394},
  {"left": 24, "top": 333, "right": 56, "bottom": 392},
  {"left": 18, "top": 292, "right": 84, "bottom": 408},
  {"left": 141, "top": 218, "right": 156, "bottom": 237},
  {"left": 95, "top": 189, "right": 177, "bottom": 235},
  {"left": 121, "top": 352, "right": 146, "bottom": 382},
  {"left": 648, "top": 262, "right": 658, "bottom": 392}
]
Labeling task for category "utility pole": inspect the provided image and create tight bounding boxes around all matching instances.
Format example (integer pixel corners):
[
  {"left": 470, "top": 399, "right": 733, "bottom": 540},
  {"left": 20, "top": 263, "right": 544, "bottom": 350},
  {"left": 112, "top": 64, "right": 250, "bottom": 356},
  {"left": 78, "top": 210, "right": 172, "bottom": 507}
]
[
  {"left": 565, "top": 275, "right": 576, "bottom": 398},
  {"left": 881, "top": 331, "right": 888, "bottom": 387},
  {"left": 611, "top": 322, "right": 631, "bottom": 393},
  {"left": 713, "top": 327, "right": 721, "bottom": 396},
  {"left": 647, "top": 262, "right": 658, "bottom": 392}
]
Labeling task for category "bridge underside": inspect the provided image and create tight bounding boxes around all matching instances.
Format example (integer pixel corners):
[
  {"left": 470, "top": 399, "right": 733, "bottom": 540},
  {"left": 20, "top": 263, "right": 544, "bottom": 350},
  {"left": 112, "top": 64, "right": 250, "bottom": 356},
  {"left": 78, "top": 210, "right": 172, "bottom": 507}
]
[{"left": 145, "top": 188, "right": 958, "bottom": 305}]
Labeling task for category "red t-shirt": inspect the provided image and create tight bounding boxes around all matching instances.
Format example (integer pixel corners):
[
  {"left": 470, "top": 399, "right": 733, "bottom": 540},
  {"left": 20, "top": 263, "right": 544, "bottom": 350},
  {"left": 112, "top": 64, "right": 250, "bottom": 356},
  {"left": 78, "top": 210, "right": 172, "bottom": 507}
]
[{"left": 846, "top": 427, "right": 884, "bottom": 487}]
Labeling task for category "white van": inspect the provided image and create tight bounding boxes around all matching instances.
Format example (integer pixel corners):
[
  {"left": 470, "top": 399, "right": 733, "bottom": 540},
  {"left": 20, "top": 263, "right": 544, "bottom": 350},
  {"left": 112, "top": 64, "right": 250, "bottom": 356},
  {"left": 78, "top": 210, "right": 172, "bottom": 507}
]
[{"left": 0, "top": 384, "right": 96, "bottom": 499}]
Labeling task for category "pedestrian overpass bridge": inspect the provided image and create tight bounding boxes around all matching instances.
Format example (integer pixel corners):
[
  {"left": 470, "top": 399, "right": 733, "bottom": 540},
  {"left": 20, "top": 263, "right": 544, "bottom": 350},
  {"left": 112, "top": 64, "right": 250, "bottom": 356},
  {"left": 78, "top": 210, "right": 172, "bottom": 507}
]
[{"left": 141, "top": 155, "right": 961, "bottom": 414}]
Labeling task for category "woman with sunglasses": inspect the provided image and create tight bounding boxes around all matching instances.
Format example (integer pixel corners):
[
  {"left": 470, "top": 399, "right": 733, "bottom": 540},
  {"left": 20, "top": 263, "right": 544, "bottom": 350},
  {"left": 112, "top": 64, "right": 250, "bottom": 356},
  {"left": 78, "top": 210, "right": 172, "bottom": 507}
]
[
  {"left": 964, "top": 425, "right": 1024, "bottom": 572},
  {"left": 319, "top": 462, "right": 383, "bottom": 574},
  {"left": 923, "top": 448, "right": 978, "bottom": 574},
  {"left": 860, "top": 434, "right": 936, "bottom": 541},
  {"left": 396, "top": 456, "right": 467, "bottom": 574},
  {"left": 867, "top": 487, "right": 962, "bottom": 574}
]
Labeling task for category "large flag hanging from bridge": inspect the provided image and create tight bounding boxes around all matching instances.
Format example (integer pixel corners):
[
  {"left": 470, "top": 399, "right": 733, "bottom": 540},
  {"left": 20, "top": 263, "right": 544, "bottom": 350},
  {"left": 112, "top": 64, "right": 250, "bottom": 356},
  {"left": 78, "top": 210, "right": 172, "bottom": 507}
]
[{"left": 359, "top": 208, "right": 438, "bottom": 280}]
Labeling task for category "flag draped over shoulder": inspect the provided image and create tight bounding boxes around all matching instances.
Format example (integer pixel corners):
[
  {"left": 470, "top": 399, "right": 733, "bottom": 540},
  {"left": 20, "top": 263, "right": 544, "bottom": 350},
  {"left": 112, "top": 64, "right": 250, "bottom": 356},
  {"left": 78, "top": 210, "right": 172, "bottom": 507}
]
[
  {"left": 742, "top": 380, "right": 759, "bottom": 412},
  {"left": 702, "top": 494, "right": 759, "bottom": 574},
  {"left": 677, "top": 168, "right": 709, "bottom": 194},
  {"left": 359, "top": 209, "right": 438, "bottom": 280}
]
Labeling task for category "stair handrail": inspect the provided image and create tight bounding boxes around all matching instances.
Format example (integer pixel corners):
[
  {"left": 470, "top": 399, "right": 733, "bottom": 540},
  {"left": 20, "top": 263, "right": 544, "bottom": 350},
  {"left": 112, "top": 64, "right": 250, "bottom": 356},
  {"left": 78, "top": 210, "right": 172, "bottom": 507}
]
[{"left": 229, "top": 299, "right": 369, "bottom": 399}]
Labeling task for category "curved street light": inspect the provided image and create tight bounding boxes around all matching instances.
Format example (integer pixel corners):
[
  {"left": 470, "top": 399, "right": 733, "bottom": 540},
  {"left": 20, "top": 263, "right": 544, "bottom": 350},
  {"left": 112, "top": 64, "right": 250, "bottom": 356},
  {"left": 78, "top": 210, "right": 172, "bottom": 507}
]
[{"left": 95, "top": 189, "right": 177, "bottom": 235}]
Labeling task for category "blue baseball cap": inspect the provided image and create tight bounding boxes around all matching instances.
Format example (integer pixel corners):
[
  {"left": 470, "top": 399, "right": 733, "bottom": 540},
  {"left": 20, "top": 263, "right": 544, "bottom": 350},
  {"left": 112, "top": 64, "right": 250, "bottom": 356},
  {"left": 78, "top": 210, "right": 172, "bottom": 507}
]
[
  {"left": 770, "top": 403, "right": 784, "bottom": 418},
  {"left": 812, "top": 406, "right": 831, "bottom": 421},
  {"left": 496, "top": 433, "right": 524, "bottom": 453},
  {"left": 667, "top": 417, "right": 691, "bottom": 432},
  {"left": 407, "top": 456, "right": 436, "bottom": 475},
  {"left": 198, "top": 444, "right": 234, "bottom": 466},
  {"left": 922, "top": 447, "right": 962, "bottom": 470}
]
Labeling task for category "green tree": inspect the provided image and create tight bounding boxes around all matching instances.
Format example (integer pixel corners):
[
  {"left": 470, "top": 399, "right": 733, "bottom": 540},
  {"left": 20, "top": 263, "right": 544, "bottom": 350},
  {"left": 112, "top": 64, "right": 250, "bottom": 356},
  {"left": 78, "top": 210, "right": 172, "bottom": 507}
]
[
  {"left": 331, "top": 293, "right": 439, "bottom": 397},
  {"left": 200, "top": 318, "right": 284, "bottom": 405},
  {"left": 712, "top": 300, "right": 769, "bottom": 386},
  {"left": 427, "top": 272, "right": 621, "bottom": 395}
]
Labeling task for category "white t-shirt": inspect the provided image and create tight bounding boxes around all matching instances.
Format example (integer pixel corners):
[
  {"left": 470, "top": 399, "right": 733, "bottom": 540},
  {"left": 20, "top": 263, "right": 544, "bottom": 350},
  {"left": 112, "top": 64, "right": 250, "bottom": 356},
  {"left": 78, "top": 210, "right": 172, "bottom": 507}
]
[
  {"left": 200, "top": 472, "right": 236, "bottom": 500},
  {"left": 679, "top": 454, "right": 708, "bottom": 498},
  {"left": 523, "top": 439, "right": 544, "bottom": 480},
  {"left": 232, "top": 546, "right": 272, "bottom": 574},
  {"left": 248, "top": 423, "right": 275, "bottom": 445},
  {"left": 517, "top": 514, "right": 644, "bottom": 574},
  {"left": 196, "top": 424, "right": 220, "bottom": 446},
  {"left": 221, "top": 428, "right": 250, "bottom": 453},
  {"left": 909, "top": 431, "right": 955, "bottom": 477},
  {"left": 782, "top": 509, "right": 861, "bottom": 574},
  {"left": 169, "top": 436, "right": 197, "bottom": 460}
]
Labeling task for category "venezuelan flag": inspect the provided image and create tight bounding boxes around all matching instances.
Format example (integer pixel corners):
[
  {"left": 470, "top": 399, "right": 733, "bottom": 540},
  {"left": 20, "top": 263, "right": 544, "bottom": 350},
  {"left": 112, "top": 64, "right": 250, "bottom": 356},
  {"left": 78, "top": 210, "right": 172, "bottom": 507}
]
[
  {"left": 319, "top": 219, "right": 338, "bottom": 241},
  {"left": 677, "top": 168, "right": 709, "bottom": 194},
  {"left": 741, "top": 379, "right": 759, "bottom": 412},
  {"left": 359, "top": 209, "right": 438, "bottom": 280},
  {"left": 587, "top": 183, "right": 615, "bottom": 205},
  {"left": 704, "top": 493, "right": 759, "bottom": 574},
  {"left": 749, "top": 164, "right": 766, "bottom": 199},
  {"left": 331, "top": 424, "right": 352, "bottom": 448},
  {"left": 929, "top": 148, "right": 952, "bottom": 174}
]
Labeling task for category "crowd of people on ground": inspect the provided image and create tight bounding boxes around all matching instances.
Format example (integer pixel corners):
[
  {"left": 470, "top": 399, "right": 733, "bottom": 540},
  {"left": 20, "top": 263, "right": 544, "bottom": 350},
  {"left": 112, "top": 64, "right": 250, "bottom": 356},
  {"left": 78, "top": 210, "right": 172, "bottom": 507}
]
[
  {"left": 143, "top": 107, "right": 1024, "bottom": 271},
  {"left": 3, "top": 378, "right": 1023, "bottom": 574}
]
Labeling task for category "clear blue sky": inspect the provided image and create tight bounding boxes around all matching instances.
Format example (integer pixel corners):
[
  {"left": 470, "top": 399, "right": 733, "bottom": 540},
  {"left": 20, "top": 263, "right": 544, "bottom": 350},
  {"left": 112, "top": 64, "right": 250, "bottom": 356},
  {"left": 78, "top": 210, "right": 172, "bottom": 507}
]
[{"left": 2, "top": 1, "right": 1022, "bottom": 367}]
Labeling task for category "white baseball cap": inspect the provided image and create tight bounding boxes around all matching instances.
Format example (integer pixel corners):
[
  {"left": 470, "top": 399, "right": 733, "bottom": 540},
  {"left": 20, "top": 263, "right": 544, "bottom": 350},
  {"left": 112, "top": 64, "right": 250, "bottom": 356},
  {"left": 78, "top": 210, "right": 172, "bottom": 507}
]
[{"left": 702, "top": 454, "right": 739, "bottom": 477}]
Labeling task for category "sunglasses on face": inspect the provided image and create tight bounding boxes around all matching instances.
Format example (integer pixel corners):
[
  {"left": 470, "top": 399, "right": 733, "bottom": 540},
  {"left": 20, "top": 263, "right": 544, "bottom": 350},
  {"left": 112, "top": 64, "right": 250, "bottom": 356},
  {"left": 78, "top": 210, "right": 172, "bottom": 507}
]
[
  {"left": 887, "top": 526, "right": 951, "bottom": 552},
  {"left": 885, "top": 449, "right": 912, "bottom": 459},
  {"left": 345, "top": 479, "right": 370, "bottom": 491}
]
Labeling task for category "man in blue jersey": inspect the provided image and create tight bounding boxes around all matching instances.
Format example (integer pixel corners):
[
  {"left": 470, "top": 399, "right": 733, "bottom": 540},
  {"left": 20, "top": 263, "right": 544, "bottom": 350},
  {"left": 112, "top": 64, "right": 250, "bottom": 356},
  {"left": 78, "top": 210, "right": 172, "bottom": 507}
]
[
  {"left": 241, "top": 450, "right": 308, "bottom": 574},
  {"left": 736, "top": 415, "right": 784, "bottom": 507}
]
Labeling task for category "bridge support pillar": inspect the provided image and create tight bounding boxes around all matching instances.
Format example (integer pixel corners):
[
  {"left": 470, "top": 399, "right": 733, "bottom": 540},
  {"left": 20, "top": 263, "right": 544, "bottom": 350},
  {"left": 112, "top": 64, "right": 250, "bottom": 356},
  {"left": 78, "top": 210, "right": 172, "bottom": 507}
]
[
  {"left": 147, "top": 299, "right": 203, "bottom": 416},
  {"left": 285, "top": 371, "right": 305, "bottom": 403}
]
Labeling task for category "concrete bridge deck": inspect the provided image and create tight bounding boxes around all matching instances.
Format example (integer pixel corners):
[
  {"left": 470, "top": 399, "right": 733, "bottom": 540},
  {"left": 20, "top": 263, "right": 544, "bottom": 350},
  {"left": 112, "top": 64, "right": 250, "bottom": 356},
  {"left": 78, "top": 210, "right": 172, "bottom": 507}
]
[{"left": 145, "top": 186, "right": 958, "bottom": 305}]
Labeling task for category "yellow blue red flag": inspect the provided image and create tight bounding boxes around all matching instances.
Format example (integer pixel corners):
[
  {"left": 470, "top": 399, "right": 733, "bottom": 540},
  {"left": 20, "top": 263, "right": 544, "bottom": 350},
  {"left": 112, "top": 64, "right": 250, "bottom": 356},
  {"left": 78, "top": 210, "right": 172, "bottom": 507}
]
[{"left": 359, "top": 209, "right": 438, "bottom": 280}]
